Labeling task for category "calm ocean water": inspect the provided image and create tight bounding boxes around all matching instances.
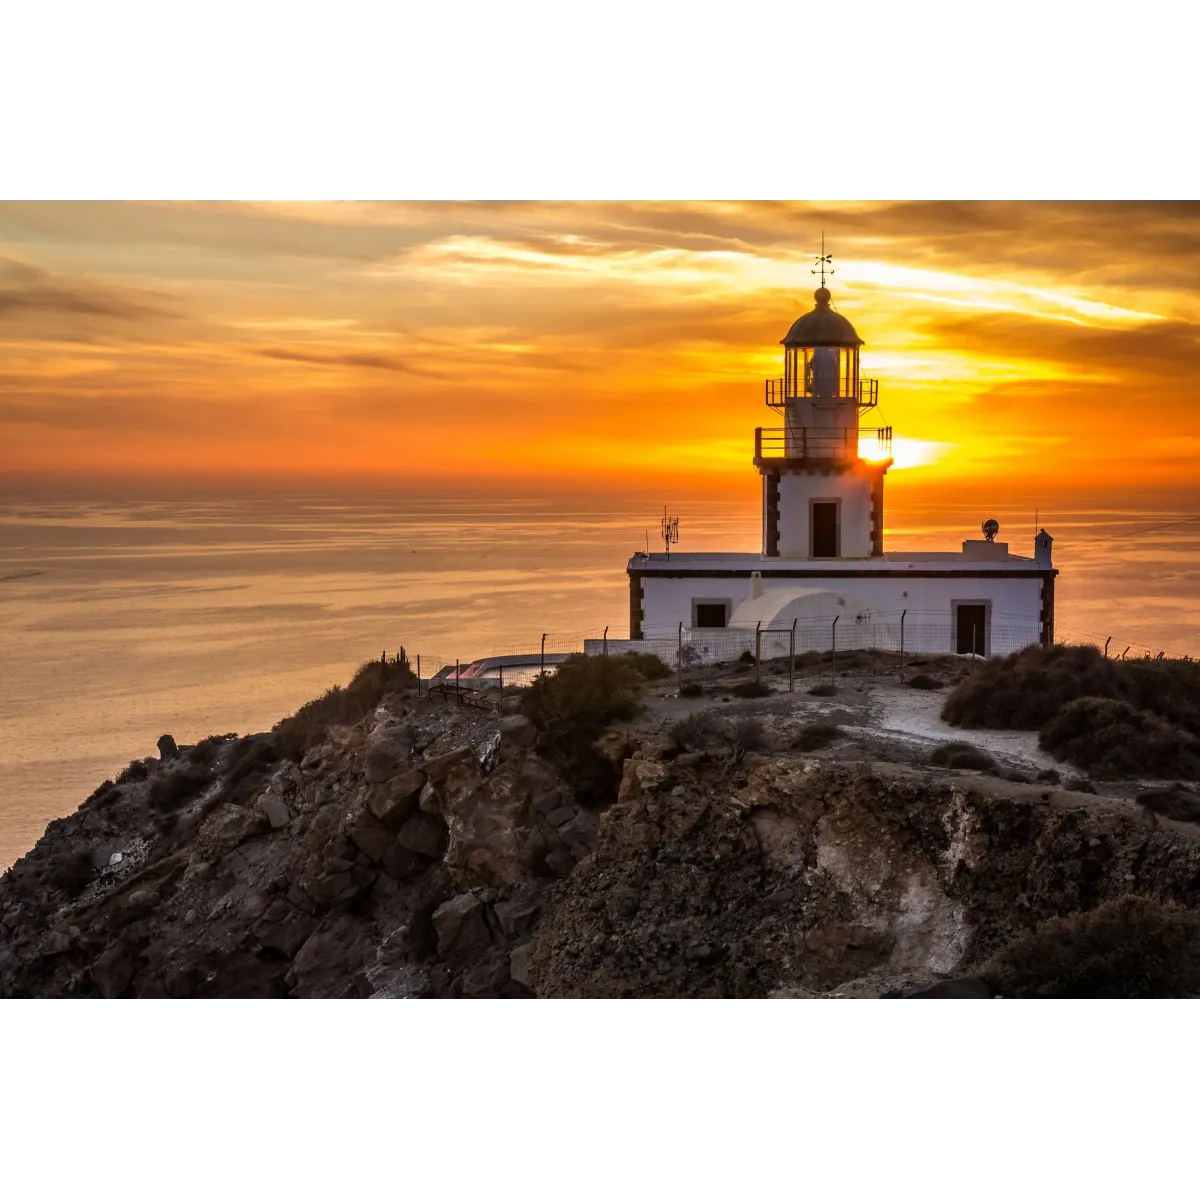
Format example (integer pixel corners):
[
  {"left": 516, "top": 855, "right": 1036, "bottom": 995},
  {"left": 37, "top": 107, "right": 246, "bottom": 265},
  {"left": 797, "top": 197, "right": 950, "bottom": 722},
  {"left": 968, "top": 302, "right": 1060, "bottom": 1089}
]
[{"left": 1, "top": 482, "right": 1197, "bottom": 869}]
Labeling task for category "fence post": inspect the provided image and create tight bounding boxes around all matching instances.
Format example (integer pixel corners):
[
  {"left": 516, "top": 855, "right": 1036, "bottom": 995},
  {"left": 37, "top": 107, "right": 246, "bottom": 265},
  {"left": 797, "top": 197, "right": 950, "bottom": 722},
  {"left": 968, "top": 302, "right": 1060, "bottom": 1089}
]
[
  {"left": 541, "top": 632, "right": 547, "bottom": 678},
  {"left": 416, "top": 654, "right": 422, "bottom": 697},
  {"left": 603, "top": 626, "right": 609, "bottom": 706},
  {"left": 755, "top": 621, "right": 762, "bottom": 685},
  {"left": 676, "top": 622, "right": 684, "bottom": 694},
  {"left": 899, "top": 610, "right": 906, "bottom": 683},
  {"left": 498, "top": 662, "right": 504, "bottom": 712},
  {"left": 1104, "top": 636, "right": 1112, "bottom": 659},
  {"left": 831, "top": 614, "right": 840, "bottom": 679},
  {"left": 789, "top": 617, "right": 797, "bottom": 693},
  {"left": 455, "top": 658, "right": 460, "bottom": 707}
]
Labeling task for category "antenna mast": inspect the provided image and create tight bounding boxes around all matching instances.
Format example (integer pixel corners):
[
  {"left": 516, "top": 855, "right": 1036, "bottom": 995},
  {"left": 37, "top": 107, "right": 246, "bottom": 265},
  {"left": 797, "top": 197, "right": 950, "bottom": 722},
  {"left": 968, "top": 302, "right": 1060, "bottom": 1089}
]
[{"left": 661, "top": 506, "right": 679, "bottom": 561}]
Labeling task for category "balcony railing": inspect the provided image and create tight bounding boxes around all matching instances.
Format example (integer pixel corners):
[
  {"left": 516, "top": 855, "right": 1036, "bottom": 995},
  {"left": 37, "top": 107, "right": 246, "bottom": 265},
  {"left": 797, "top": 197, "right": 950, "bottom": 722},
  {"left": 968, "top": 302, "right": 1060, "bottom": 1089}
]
[
  {"left": 764, "top": 377, "right": 879, "bottom": 410},
  {"left": 754, "top": 425, "right": 893, "bottom": 462}
]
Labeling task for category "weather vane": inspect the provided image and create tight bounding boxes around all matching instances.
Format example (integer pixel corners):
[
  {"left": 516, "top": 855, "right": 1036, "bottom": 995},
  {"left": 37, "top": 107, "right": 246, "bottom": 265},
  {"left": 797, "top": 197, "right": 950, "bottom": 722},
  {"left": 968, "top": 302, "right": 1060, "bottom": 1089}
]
[{"left": 812, "top": 231, "right": 834, "bottom": 288}]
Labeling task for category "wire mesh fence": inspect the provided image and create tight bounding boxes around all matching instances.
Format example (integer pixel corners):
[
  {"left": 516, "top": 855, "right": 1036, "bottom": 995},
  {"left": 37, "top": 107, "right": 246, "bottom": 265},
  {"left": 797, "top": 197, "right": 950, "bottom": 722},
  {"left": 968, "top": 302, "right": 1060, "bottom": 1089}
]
[{"left": 378, "top": 610, "right": 1193, "bottom": 711}]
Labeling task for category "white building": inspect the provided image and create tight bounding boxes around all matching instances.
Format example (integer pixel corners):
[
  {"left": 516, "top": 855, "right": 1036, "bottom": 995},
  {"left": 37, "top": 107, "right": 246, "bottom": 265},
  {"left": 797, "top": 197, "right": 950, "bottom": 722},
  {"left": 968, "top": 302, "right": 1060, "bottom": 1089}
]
[{"left": 611, "top": 276, "right": 1057, "bottom": 662}]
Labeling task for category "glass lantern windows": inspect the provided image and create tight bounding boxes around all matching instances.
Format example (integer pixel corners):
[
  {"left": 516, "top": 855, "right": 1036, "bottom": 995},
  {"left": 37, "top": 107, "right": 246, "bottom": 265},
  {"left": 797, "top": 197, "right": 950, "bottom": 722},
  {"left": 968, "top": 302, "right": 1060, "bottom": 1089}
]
[{"left": 784, "top": 345, "right": 859, "bottom": 400}]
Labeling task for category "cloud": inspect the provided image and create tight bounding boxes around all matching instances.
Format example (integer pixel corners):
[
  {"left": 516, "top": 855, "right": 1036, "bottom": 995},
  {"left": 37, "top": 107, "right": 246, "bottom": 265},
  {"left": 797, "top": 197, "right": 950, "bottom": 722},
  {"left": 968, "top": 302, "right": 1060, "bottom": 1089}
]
[
  {"left": 0, "top": 256, "right": 178, "bottom": 322},
  {"left": 249, "top": 346, "right": 451, "bottom": 379}
]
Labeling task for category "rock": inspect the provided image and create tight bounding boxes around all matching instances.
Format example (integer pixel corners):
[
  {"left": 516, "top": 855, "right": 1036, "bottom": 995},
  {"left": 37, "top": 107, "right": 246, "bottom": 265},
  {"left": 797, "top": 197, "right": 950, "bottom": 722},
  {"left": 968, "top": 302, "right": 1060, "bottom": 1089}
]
[
  {"left": 543, "top": 849, "right": 575, "bottom": 877},
  {"left": 478, "top": 733, "right": 503, "bottom": 774},
  {"left": 47, "top": 931, "right": 72, "bottom": 954},
  {"left": 461, "top": 950, "right": 511, "bottom": 997},
  {"left": 289, "top": 916, "right": 373, "bottom": 998},
  {"left": 108, "top": 852, "right": 123, "bottom": 867},
  {"left": 684, "top": 943, "right": 728, "bottom": 965},
  {"left": 509, "top": 943, "right": 532, "bottom": 987},
  {"left": 92, "top": 943, "right": 135, "bottom": 998},
  {"left": 200, "top": 803, "right": 267, "bottom": 848},
  {"left": 259, "top": 795, "right": 292, "bottom": 829},
  {"left": 364, "top": 735, "right": 413, "bottom": 784},
  {"left": 494, "top": 890, "right": 541, "bottom": 937},
  {"left": 366, "top": 769, "right": 426, "bottom": 828},
  {"left": 432, "top": 893, "right": 492, "bottom": 960},
  {"left": 898, "top": 976, "right": 999, "bottom": 999},
  {"left": 301, "top": 747, "right": 326, "bottom": 770},
  {"left": 397, "top": 813, "right": 448, "bottom": 859},
  {"left": 157, "top": 734, "right": 179, "bottom": 761},
  {"left": 762, "top": 888, "right": 795, "bottom": 910},
  {"left": 545, "top": 805, "right": 577, "bottom": 829},
  {"left": 498, "top": 714, "right": 537, "bottom": 749},
  {"left": 381, "top": 841, "right": 425, "bottom": 880},
  {"left": 346, "top": 812, "right": 391, "bottom": 863},
  {"left": 422, "top": 745, "right": 473, "bottom": 779},
  {"left": 184, "top": 909, "right": 197, "bottom": 925}
]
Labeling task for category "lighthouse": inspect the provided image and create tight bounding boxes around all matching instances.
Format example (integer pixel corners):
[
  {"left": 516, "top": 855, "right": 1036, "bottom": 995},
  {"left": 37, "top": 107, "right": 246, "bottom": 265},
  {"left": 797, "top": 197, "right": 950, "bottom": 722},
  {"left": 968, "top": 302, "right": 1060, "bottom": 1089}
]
[
  {"left": 600, "top": 248, "right": 1059, "bottom": 660},
  {"left": 756, "top": 262, "right": 892, "bottom": 560}
]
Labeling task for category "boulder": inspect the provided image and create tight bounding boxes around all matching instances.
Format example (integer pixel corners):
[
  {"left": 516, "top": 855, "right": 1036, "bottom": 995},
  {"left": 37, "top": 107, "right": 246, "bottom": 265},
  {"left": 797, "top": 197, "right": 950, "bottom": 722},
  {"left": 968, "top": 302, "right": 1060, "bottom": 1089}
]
[
  {"left": 259, "top": 795, "right": 292, "bottom": 829},
  {"left": 421, "top": 745, "right": 473, "bottom": 779},
  {"left": 432, "top": 893, "right": 492, "bottom": 960},
  {"left": 364, "top": 735, "right": 413, "bottom": 784},
  {"left": 345, "top": 811, "right": 391, "bottom": 863},
  {"left": 382, "top": 841, "right": 425, "bottom": 881},
  {"left": 157, "top": 734, "right": 179, "bottom": 761},
  {"left": 200, "top": 803, "right": 267, "bottom": 848},
  {"left": 92, "top": 943, "right": 135, "bottom": 998},
  {"left": 509, "top": 943, "right": 531, "bottom": 988},
  {"left": 366, "top": 769, "right": 426, "bottom": 828},
  {"left": 397, "top": 813, "right": 448, "bottom": 859},
  {"left": 498, "top": 714, "right": 537, "bottom": 749}
]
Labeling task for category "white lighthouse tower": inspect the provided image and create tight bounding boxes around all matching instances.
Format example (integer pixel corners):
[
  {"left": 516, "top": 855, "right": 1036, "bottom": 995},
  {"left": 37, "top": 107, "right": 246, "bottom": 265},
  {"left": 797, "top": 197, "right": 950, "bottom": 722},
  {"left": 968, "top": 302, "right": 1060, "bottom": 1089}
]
[{"left": 755, "top": 247, "right": 892, "bottom": 559}]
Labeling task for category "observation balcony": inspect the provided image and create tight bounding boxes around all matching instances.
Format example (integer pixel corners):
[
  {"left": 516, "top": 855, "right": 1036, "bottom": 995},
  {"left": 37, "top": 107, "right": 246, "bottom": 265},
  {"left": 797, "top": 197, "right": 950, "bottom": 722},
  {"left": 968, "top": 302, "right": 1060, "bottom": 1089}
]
[
  {"left": 753, "top": 425, "right": 893, "bottom": 466},
  {"left": 764, "top": 377, "right": 879, "bottom": 411}
]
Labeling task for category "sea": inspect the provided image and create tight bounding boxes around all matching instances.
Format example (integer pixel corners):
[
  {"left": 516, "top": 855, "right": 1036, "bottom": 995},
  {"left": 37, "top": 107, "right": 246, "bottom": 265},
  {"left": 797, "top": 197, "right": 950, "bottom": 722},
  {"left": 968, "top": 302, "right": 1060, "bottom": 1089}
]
[{"left": 2, "top": 480, "right": 1197, "bottom": 870}]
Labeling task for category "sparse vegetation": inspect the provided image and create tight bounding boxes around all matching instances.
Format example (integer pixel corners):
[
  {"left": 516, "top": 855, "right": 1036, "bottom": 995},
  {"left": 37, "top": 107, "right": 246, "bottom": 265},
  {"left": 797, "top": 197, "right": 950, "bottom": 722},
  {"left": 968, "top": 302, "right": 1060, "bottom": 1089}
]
[
  {"left": 728, "top": 716, "right": 766, "bottom": 759},
  {"left": 980, "top": 896, "right": 1200, "bottom": 998},
  {"left": 669, "top": 708, "right": 726, "bottom": 753},
  {"left": 216, "top": 733, "right": 280, "bottom": 807},
  {"left": 148, "top": 765, "right": 211, "bottom": 813},
  {"left": 1038, "top": 696, "right": 1200, "bottom": 780},
  {"left": 793, "top": 723, "right": 843, "bottom": 752},
  {"left": 729, "top": 680, "right": 771, "bottom": 699},
  {"left": 1138, "top": 788, "right": 1200, "bottom": 824},
  {"left": 807, "top": 683, "right": 838, "bottom": 697},
  {"left": 906, "top": 673, "right": 945, "bottom": 691},
  {"left": 680, "top": 682, "right": 704, "bottom": 698},
  {"left": 273, "top": 656, "right": 415, "bottom": 761},
  {"left": 51, "top": 849, "right": 96, "bottom": 898},
  {"left": 115, "top": 758, "right": 151, "bottom": 785},
  {"left": 929, "top": 741, "right": 996, "bottom": 771},
  {"left": 187, "top": 733, "right": 238, "bottom": 770},
  {"left": 738, "top": 650, "right": 756, "bottom": 665}
]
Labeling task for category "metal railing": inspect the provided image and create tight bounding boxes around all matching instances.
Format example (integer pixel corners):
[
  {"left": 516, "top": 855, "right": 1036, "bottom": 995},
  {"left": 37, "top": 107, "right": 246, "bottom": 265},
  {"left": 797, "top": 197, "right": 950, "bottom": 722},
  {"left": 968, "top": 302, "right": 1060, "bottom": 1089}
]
[
  {"left": 754, "top": 425, "right": 893, "bottom": 462},
  {"left": 764, "top": 377, "right": 878, "bottom": 409}
]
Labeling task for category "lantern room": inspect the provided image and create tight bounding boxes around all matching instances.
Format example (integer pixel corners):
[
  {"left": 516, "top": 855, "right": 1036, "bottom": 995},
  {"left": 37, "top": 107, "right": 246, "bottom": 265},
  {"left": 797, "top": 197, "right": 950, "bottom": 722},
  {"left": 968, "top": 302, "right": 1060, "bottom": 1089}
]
[{"left": 780, "top": 285, "right": 863, "bottom": 401}]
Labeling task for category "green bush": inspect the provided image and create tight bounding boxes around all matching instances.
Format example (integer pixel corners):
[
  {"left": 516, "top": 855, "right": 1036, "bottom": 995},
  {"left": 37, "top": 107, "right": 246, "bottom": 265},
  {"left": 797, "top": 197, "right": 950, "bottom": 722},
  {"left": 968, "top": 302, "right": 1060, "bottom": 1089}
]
[
  {"left": 980, "top": 896, "right": 1200, "bottom": 998},
  {"left": 929, "top": 741, "right": 996, "bottom": 771},
  {"left": 1038, "top": 697, "right": 1200, "bottom": 780},
  {"left": 942, "top": 644, "right": 1200, "bottom": 735},
  {"left": 621, "top": 651, "right": 672, "bottom": 681},
  {"left": 521, "top": 654, "right": 644, "bottom": 805},
  {"left": 793, "top": 723, "right": 843, "bottom": 752}
]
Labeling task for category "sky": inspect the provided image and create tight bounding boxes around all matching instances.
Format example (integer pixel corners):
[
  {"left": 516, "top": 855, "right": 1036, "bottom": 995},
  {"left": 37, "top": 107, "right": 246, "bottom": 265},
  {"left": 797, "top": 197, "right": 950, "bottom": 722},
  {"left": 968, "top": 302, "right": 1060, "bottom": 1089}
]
[{"left": 1, "top": 201, "right": 1198, "bottom": 495}]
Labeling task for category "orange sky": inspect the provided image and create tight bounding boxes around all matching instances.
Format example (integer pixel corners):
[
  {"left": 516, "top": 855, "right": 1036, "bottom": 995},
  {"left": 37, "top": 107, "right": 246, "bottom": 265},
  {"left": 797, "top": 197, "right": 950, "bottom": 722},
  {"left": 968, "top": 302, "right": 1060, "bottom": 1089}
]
[{"left": 2, "top": 201, "right": 1198, "bottom": 492}]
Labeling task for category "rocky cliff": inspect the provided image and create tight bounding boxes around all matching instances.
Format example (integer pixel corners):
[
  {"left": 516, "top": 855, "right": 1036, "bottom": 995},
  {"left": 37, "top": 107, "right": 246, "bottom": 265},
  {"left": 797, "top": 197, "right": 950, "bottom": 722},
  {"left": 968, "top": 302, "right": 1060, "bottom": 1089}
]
[{"left": 3, "top": 679, "right": 1199, "bottom": 998}]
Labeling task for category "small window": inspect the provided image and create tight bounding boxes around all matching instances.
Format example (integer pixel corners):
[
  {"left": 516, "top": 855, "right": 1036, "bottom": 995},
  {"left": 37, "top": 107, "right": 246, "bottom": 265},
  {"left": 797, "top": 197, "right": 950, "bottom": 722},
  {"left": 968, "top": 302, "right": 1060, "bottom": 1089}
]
[{"left": 695, "top": 603, "right": 728, "bottom": 629}]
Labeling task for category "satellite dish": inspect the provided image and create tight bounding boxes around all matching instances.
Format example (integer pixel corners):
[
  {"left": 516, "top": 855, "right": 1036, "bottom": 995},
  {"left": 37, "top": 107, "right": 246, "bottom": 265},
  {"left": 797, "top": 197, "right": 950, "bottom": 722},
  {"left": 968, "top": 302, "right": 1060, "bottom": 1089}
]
[{"left": 982, "top": 518, "right": 1000, "bottom": 542}]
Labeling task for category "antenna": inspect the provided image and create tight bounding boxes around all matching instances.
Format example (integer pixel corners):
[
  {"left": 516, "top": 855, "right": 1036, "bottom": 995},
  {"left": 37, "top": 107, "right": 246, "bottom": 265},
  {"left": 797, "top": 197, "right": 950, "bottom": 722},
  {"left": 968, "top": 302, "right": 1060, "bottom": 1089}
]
[
  {"left": 645, "top": 530, "right": 649, "bottom": 555},
  {"left": 661, "top": 506, "right": 679, "bottom": 561},
  {"left": 812, "top": 231, "right": 834, "bottom": 288}
]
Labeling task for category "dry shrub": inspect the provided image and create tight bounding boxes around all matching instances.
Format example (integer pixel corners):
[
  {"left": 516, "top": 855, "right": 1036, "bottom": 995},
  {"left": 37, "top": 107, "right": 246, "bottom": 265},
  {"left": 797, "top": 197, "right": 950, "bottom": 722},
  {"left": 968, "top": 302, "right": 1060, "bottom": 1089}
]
[
  {"left": 738, "top": 650, "right": 756, "bottom": 665},
  {"left": 728, "top": 716, "right": 766, "bottom": 758},
  {"left": 929, "top": 741, "right": 996, "bottom": 771},
  {"left": 148, "top": 766, "right": 210, "bottom": 813},
  {"left": 793, "top": 723, "right": 843, "bottom": 752},
  {"left": 980, "top": 896, "right": 1200, "bottom": 998},
  {"left": 680, "top": 682, "right": 704, "bottom": 698},
  {"left": 621, "top": 651, "right": 672, "bottom": 681},
  {"left": 807, "top": 683, "right": 837, "bottom": 697},
  {"left": 1038, "top": 696, "right": 1200, "bottom": 780},
  {"left": 906, "top": 673, "right": 945, "bottom": 691},
  {"left": 115, "top": 758, "right": 152, "bottom": 785},
  {"left": 216, "top": 734, "right": 280, "bottom": 807},
  {"left": 273, "top": 656, "right": 414, "bottom": 761},
  {"left": 730, "top": 680, "right": 771, "bottom": 699},
  {"left": 1138, "top": 788, "right": 1200, "bottom": 824},
  {"left": 187, "top": 732, "right": 238, "bottom": 770},
  {"left": 669, "top": 709, "right": 726, "bottom": 752},
  {"left": 51, "top": 849, "right": 96, "bottom": 899}
]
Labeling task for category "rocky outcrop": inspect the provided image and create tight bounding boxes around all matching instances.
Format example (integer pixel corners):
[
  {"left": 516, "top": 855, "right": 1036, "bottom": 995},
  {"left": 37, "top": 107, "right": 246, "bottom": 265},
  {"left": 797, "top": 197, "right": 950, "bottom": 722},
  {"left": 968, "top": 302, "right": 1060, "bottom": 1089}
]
[{"left": 5, "top": 688, "right": 1200, "bottom": 999}]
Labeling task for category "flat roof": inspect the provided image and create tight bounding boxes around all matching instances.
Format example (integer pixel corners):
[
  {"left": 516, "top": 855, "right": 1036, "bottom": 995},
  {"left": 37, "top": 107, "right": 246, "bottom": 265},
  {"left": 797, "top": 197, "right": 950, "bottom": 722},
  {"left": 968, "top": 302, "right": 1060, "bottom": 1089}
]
[{"left": 628, "top": 551, "right": 1049, "bottom": 574}]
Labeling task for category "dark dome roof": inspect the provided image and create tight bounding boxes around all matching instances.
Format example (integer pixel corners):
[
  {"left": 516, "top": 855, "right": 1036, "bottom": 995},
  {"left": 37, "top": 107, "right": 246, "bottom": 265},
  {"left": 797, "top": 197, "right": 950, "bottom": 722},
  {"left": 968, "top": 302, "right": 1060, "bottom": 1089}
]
[{"left": 781, "top": 287, "right": 863, "bottom": 348}]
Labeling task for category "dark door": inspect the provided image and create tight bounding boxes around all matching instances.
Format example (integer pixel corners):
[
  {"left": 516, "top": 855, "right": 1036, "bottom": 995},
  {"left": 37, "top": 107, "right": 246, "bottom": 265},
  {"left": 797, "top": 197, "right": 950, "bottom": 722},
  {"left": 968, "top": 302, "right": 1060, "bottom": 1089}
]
[
  {"left": 695, "top": 603, "right": 727, "bottom": 629},
  {"left": 812, "top": 503, "right": 838, "bottom": 558},
  {"left": 956, "top": 605, "right": 987, "bottom": 655}
]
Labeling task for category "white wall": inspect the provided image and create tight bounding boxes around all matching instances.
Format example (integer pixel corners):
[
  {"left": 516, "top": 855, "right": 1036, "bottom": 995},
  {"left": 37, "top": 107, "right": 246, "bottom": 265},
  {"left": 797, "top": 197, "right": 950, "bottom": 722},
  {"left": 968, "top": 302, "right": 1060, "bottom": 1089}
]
[
  {"left": 777, "top": 472, "right": 874, "bottom": 558},
  {"left": 637, "top": 570, "right": 1045, "bottom": 653}
]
